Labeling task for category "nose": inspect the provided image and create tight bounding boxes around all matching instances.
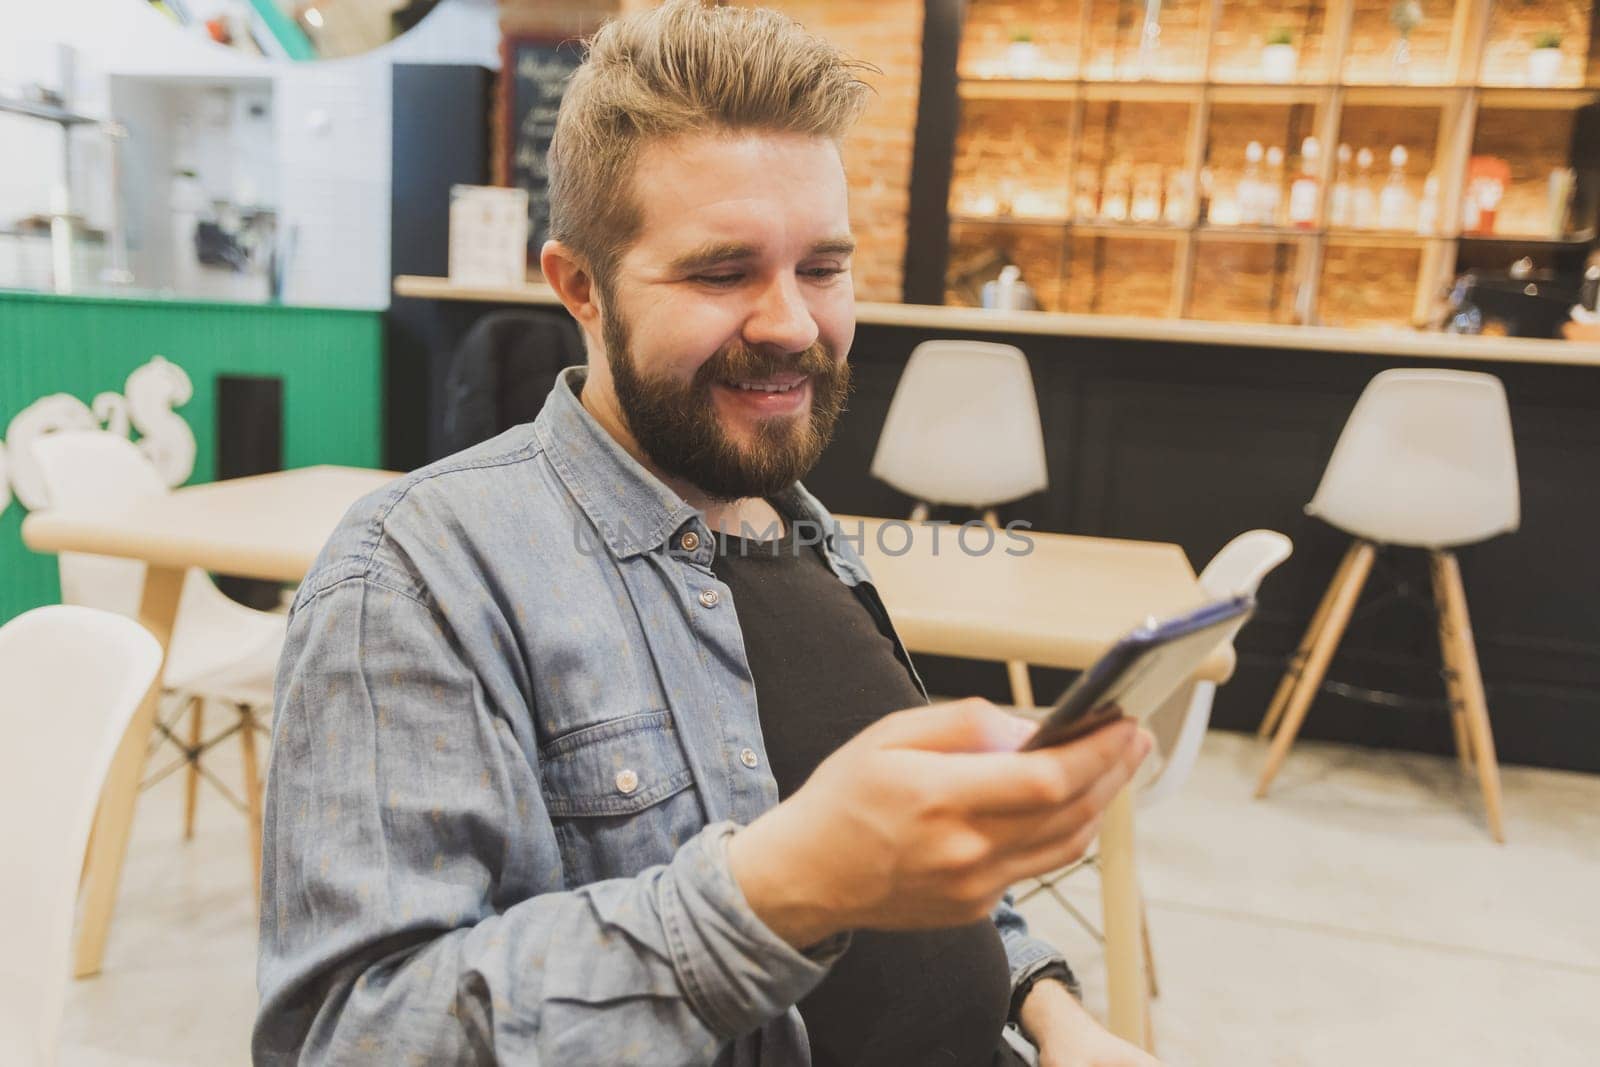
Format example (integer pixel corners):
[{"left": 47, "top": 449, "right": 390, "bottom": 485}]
[{"left": 742, "top": 273, "right": 819, "bottom": 355}]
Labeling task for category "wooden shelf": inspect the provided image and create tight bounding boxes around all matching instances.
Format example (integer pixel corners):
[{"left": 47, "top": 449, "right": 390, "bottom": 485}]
[
  {"left": 1071, "top": 222, "right": 1190, "bottom": 239},
  {"left": 1080, "top": 81, "right": 1202, "bottom": 103},
  {"left": 0, "top": 95, "right": 102, "bottom": 127},
  {"left": 958, "top": 78, "right": 1079, "bottom": 102},
  {"left": 1340, "top": 85, "right": 1461, "bottom": 106},
  {"left": 1208, "top": 84, "right": 1330, "bottom": 105},
  {"left": 946, "top": 0, "right": 1600, "bottom": 327},
  {"left": 957, "top": 80, "right": 1600, "bottom": 111},
  {"left": 952, "top": 214, "right": 1193, "bottom": 237},
  {"left": 1476, "top": 87, "right": 1600, "bottom": 110},
  {"left": 1458, "top": 230, "right": 1599, "bottom": 246},
  {"left": 949, "top": 213, "right": 1072, "bottom": 227},
  {"left": 1196, "top": 225, "right": 1320, "bottom": 242},
  {"left": 1325, "top": 229, "right": 1444, "bottom": 247}
]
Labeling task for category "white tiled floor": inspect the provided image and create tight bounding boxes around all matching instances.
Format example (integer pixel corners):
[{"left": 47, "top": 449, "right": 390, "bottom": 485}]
[{"left": 60, "top": 731, "right": 1600, "bottom": 1066}]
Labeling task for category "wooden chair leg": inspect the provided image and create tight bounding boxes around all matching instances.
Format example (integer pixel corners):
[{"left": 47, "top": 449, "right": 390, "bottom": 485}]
[
  {"left": 1431, "top": 552, "right": 1506, "bottom": 843},
  {"left": 1449, "top": 706, "right": 1474, "bottom": 771},
  {"left": 1256, "top": 541, "right": 1376, "bottom": 798},
  {"left": 239, "top": 705, "right": 264, "bottom": 908},
  {"left": 1140, "top": 895, "right": 1159, "bottom": 999},
  {"left": 1006, "top": 659, "right": 1035, "bottom": 711},
  {"left": 183, "top": 695, "right": 204, "bottom": 841},
  {"left": 1100, "top": 789, "right": 1149, "bottom": 1049},
  {"left": 76, "top": 565, "right": 184, "bottom": 978},
  {"left": 1260, "top": 541, "right": 1363, "bottom": 738}
]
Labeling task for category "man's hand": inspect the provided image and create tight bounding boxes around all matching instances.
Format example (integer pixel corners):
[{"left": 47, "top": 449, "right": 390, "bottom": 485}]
[
  {"left": 1020, "top": 980, "right": 1162, "bottom": 1067},
  {"left": 727, "top": 698, "right": 1151, "bottom": 948}
]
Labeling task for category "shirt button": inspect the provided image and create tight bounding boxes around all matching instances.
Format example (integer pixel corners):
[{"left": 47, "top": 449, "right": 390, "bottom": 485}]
[
  {"left": 615, "top": 769, "right": 639, "bottom": 795},
  {"left": 739, "top": 748, "right": 760, "bottom": 769},
  {"left": 679, "top": 530, "right": 700, "bottom": 552},
  {"left": 699, "top": 588, "right": 721, "bottom": 608}
]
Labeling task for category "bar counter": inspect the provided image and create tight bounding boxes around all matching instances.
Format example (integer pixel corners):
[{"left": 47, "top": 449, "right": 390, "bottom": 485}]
[
  {"left": 388, "top": 275, "right": 1600, "bottom": 775},
  {"left": 392, "top": 275, "right": 1600, "bottom": 367}
]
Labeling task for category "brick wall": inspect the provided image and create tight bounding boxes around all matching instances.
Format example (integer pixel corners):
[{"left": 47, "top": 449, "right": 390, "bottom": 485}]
[
  {"left": 1480, "top": 0, "right": 1593, "bottom": 85},
  {"left": 1319, "top": 242, "right": 1424, "bottom": 325},
  {"left": 1344, "top": 0, "right": 1456, "bottom": 83},
  {"left": 1062, "top": 235, "right": 1176, "bottom": 316},
  {"left": 960, "top": 0, "right": 1086, "bottom": 79},
  {"left": 950, "top": 98, "right": 1076, "bottom": 218},
  {"left": 947, "top": 221, "right": 1067, "bottom": 308},
  {"left": 1471, "top": 107, "right": 1580, "bottom": 235},
  {"left": 500, "top": 0, "right": 921, "bottom": 302},
  {"left": 735, "top": 0, "right": 924, "bottom": 303},
  {"left": 1211, "top": 0, "right": 1335, "bottom": 82},
  {"left": 1189, "top": 239, "right": 1303, "bottom": 323}
]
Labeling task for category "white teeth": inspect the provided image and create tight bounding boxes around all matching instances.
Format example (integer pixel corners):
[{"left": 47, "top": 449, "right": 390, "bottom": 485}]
[{"left": 731, "top": 380, "right": 800, "bottom": 393}]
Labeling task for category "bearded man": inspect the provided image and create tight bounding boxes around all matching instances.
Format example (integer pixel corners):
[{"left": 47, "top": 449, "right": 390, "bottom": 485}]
[{"left": 255, "top": 3, "right": 1156, "bottom": 1065}]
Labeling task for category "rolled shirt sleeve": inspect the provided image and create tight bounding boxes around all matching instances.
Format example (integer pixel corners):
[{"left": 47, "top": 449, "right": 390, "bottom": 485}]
[
  {"left": 254, "top": 573, "right": 842, "bottom": 1065},
  {"left": 992, "top": 892, "right": 1081, "bottom": 1001}
]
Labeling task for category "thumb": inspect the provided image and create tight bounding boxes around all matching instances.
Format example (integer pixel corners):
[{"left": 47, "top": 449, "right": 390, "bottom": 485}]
[{"left": 870, "top": 698, "right": 1038, "bottom": 754}]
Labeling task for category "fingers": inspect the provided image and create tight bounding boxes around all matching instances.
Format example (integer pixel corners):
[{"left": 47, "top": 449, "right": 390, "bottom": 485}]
[
  {"left": 981, "top": 729, "right": 1148, "bottom": 854},
  {"left": 940, "top": 719, "right": 1144, "bottom": 815},
  {"left": 865, "top": 698, "right": 1037, "bottom": 754}
]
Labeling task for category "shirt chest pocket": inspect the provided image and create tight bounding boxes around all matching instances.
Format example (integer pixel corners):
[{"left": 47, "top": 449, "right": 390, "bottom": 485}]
[{"left": 539, "top": 709, "right": 707, "bottom": 887}]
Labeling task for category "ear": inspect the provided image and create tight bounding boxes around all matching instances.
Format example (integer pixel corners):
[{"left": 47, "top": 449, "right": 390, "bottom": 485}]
[{"left": 541, "top": 240, "right": 602, "bottom": 331}]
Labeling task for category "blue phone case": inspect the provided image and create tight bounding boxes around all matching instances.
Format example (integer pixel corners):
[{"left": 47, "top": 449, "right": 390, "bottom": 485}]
[{"left": 1021, "top": 595, "right": 1255, "bottom": 752}]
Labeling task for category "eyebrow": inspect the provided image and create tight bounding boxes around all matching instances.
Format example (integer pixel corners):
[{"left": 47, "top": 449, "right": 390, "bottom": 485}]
[{"left": 667, "top": 236, "right": 857, "bottom": 274}]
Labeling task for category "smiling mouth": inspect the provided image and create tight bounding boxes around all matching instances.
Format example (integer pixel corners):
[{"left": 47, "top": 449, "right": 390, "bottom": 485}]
[{"left": 722, "top": 374, "right": 809, "bottom": 394}]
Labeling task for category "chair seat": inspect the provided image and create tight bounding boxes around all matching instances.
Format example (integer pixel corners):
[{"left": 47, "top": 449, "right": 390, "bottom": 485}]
[
  {"left": 1304, "top": 369, "right": 1519, "bottom": 549},
  {"left": 162, "top": 609, "right": 283, "bottom": 708},
  {"left": 1306, "top": 495, "right": 1515, "bottom": 549}
]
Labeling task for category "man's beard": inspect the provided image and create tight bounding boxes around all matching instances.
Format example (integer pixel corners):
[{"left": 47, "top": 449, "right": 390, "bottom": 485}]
[{"left": 601, "top": 300, "right": 851, "bottom": 503}]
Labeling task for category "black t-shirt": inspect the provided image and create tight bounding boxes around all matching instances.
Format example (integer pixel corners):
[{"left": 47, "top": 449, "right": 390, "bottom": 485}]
[{"left": 711, "top": 523, "right": 1011, "bottom": 1067}]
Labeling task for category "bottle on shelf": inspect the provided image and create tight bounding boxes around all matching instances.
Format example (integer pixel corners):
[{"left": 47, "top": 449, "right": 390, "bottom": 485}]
[
  {"left": 1239, "top": 141, "right": 1265, "bottom": 225},
  {"left": 1329, "top": 143, "right": 1353, "bottom": 228},
  {"left": 1101, "top": 160, "right": 1131, "bottom": 222},
  {"left": 1417, "top": 171, "right": 1440, "bottom": 236},
  {"left": 1264, "top": 145, "right": 1286, "bottom": 227},
  {"left": 1197, "top": 164, "right": 1214, "bottom": 224},
  {"left": 1288, "top": 136, "right": 1321, "bottom": 229},
  {"left": 1351, "top": 146, "right": 1377, "bottom": 229},
  {"left": 1131, "top": 164, "right": 1163, "bottom": 222},
  {"left": 1377, "top": 145, "right": 1412, "bottom": 231},
  {"left": 1073, "top": 169, "right": 1099, "bottom": 221},
  {"left": 1164, "top": 168, "right": 1193, "bottom": 225}
]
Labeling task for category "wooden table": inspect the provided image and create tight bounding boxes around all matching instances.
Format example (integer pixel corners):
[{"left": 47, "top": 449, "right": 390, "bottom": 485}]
[
  {"left": 22, "top": 466, "right": 398, "bottom": 977},
  {"left": 843, "top": 516, "right": 1233, "bottom": 1049},
  {"left": 24, "top": 474, "right": 1222, "bottom": 1031}
]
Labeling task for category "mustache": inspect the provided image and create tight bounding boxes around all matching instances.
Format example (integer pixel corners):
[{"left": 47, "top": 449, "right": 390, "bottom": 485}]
[{"left": 692, "top": 341, "right": 838, "bottom": 389}]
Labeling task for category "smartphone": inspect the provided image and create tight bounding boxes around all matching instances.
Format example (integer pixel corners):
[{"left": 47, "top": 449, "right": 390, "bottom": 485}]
[{"left": 1021, "top": 595, "right": 1255, "bottom": 751}]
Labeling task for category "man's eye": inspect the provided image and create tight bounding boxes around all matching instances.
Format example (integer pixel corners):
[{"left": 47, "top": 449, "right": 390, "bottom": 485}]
[
  {"left": 695, "top": 273, "right": 744, "bottom": 287},
  {"left": 804, "top": 266, "right": 847, "bottom": 280}
]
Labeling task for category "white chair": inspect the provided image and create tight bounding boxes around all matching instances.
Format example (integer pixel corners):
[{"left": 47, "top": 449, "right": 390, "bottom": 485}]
[
  {"left": 871, "top": 340, "right": 1048, "bottom": 706},
  {"left": 1016, "top": 529, "right": 1293, "bottom": 994},
  {"left": 1254, "top": 369, "right": 1518, "bottom": 842},
  {"left": 0, "top": 606, "right": 163, "bottom": 1067},
  {"left": 1139, "top": 529, "right": 1295, "bottom": 806},
  {"left": 30, "top": 431, "right": 283, "bottom": 885}
]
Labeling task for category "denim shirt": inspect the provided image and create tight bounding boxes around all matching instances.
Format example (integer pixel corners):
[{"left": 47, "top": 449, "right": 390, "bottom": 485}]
[{"left": 255, "top": 367, "right": 1068, "bottom": 1065}]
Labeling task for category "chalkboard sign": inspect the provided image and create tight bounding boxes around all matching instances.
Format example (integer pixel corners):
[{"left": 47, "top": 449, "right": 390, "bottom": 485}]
[{"left": 500, "top": 34, "right": 584, "bottom": 263}]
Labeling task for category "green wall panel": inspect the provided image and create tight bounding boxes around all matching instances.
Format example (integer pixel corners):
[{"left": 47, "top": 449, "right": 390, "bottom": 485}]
[{"left": 0, "top": 290, "right": 383, "bottom": 622}]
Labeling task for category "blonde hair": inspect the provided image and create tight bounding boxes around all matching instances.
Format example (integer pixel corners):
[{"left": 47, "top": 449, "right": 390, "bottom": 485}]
[{"left": 547, "top": 0, "right": 875, "bottom": 292}]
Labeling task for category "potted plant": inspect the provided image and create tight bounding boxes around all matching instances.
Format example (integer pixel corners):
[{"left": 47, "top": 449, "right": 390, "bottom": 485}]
[
  {"left": 1006, "top": 28, "right": 1039, "bottom": 79},
  {"left": 1261, "top": 27, "right": 1298, "bottom": 82},
  {"left": 1389, "top": 0, "right": 1423, "bottom": 81},
  {"left": 1528, "top": 30, "right": 1562, "bottom": 86}
]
